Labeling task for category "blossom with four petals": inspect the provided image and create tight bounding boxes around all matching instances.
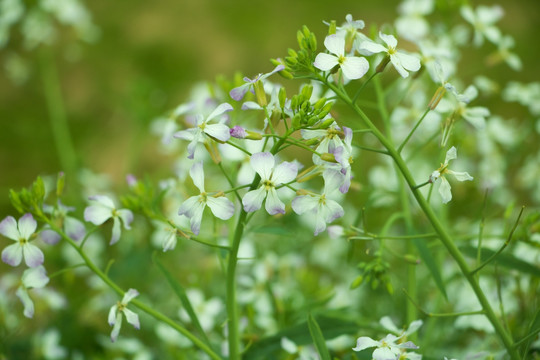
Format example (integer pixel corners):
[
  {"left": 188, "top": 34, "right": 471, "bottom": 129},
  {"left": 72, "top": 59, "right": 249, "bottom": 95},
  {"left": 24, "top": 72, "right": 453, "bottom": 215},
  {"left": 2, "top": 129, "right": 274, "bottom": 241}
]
[
  {"left": 108, "top": 288, "right": 140, "bottom": 342},
  {"left": 429, "top": 146, "right": 473, "bottom": 204},
  {"left": 84, "top": 195, "right": 134, "bottom": 245},
  {"left": 178, "top": 161, "right": 235, "bottom": 235},
  {"left": 1, "top": 213, "right": 44, "bottom": 268},
  {"left": 242, "top": 152, "right": 298, "bottom": 215},
  {"left": 314, "top": 34, "right": 369, "bottom": 80}
]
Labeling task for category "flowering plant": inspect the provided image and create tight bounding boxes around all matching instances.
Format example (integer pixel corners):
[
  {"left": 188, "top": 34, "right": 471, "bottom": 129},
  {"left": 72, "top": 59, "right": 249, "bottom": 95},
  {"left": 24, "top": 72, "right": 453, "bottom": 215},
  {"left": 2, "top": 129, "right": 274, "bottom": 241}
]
[{"left": 1, "top": 1, "right": 539, "bottom": 359}]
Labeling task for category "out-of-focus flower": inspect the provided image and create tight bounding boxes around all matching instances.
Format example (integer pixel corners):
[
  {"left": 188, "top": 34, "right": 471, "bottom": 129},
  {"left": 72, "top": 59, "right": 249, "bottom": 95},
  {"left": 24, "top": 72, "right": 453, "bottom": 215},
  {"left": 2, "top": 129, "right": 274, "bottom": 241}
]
[
  {"left": 108, "top": 288, "right": 140, "bottom": 342},
  {"left": 178, "top": 162, "right": 235, "bottom": 235},
  {"left": 84, "top": 195, "right": 133, "bottom": 245},
  {"left": 40, "top": 201, "right": 86, "bottom": 245},
  {"left": 1, "top": 213, "right": 44, "bottom": 267},
  {"left": 460, "top": 5, "right": 503, "bottom": 46},
  {"left": 429, "top": 146, "right": 473, "bottom": 204},
  {"left": 353, "top": 333, "right": 419, "bottom": 359},
  {"left": 395, "top": 0, "right": 434, "bottom": 42},
  {"left": 16, "top": 265, "right": 49, "bottom": 318}
]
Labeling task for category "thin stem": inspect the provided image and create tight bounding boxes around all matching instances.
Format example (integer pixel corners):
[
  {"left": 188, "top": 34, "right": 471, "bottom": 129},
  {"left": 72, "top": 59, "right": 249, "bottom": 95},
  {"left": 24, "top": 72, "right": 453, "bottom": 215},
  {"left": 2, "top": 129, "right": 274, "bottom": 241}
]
[
  {"left": 352, "top": 72, "right": 378, "bottom": 104},
  {"left": 397, "top": 107, "right": 431, "bottom": 154},
  {"left": 39, "top": 48, "right": 78, "bottom": 176}
]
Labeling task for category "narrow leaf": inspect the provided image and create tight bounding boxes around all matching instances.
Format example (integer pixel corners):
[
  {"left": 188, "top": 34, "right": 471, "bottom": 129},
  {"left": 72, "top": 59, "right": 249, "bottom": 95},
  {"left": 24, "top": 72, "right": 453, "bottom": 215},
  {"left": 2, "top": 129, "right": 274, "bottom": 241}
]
[
  {"left": 152, "top": 252, "right": 211, "bottom": 347},
  {"left": 461, "top": 246, "right": 540, "bottom": 277},
  {"left": 307, "top": 314, "right": 331, "bottom": 360},
  {"left": 413, "top": 238, "right": 448, "bottom": 300}
]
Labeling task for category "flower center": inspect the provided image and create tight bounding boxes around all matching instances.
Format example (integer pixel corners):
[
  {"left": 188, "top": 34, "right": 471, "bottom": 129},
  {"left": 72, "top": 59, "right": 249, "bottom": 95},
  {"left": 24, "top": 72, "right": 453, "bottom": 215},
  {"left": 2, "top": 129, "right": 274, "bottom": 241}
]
[
  {"left": 337, "top": 55, "right": 346, "bottom": 65},
  {"left": 388, "top": 47, "right": 396, "bottom": 55},
  {"left": 18, "top": 237, "right": 28, "bottom": 246},
  {"left": 262, "top": 179, "right": 275, "bottom": 190}
]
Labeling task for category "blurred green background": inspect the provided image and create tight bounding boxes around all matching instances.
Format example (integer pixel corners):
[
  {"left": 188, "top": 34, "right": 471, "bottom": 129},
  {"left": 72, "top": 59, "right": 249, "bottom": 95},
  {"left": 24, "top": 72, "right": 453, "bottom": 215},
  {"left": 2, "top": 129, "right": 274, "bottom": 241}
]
[{"left": 0, "top": 0, "right": 539, "bottom": 215}]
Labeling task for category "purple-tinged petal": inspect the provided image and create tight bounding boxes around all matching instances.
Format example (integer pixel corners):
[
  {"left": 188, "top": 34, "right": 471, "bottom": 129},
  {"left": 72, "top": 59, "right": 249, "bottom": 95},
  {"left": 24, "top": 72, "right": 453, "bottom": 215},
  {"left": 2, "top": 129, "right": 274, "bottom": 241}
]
[
  {"left": 108, "top": 305, "right": 118, "bottom": 326},
  {"left": 314, "top": 53, "right": 338, "bottom": 71},
  {"left": 230, "top": 83, "right": 252, "bottom": 101},
  {"left": 188, "top": 202, "right": 205, "bottom": 235},
  {"left": 22, "top": 265, "right": 49, "bottom": 288},
  {"left": 272, "top": 161, "right": 298, "bottom": 184},
  {"left": 64, "top": 217, "right": 86, "bottom": 242},
  {"left": 0, "top": 216, "right": 19, "bottom": 240},
  {"left": 396, "top": 340, "right": 419, "bottom": 349},
  {"left": 206, "top": 103, "right": 234, "bottom": 122},
  {"left": 18, "top": 214, "right": 37, "bottom": 239},
  {"left": 110, "top": 218, "right": 121, "bottom": 245},
  {"left": 117, "top": 209, "right": 134, "bottom": 230},
  {"left": 123, "top": 308, "right": 140, "bottom": 330},
  {"left": 322, "top": 199, "right": 344, "bottom": 223},
  {"left": 40, "top": 229, "right": 61, "bottom": 245},
  {"left": 323, "top": 170, "right": 345, "bottom": 195},
  {"left": 2, "top": 243, "right": 23, "bottom": 266},
  {"left": 339, "top": 168, "right": 352, "bottom": 194},
  {"left": 178, "top": 196, "right": 202, "bottom": 218},
  {"left": 352, "top": 336, "right": 380, "bottom": 351},
  {"left": 16, "top": 286, "right": 34, "bottom": 318},
  {"left": 242, "top": 188, "right": 266, "bottom": 213},
  {"left": 241, "top": 101, "right": 262, "bottom": 111},
  {"left": 250, "top": 152, "right": 274, "bottom": 180},
  {"left": 204, "top": 123, "right": 231, "bottom": 142},
  {"left": 313, "top": 212, "right": 327, "bottom": 236},
  {"left": 265, "top": 188, "right": 285, "bottom": 215},
  {"left": 206, "top": 197, "right": 235, "bottom": 220},
  {"left": 23, "top": 243, "right": 44, "bottom": 268},
  {"left": 259, "top": 64, "right": 285, "bottom": 81},
  {"left": 173, "top": 128, "right": 197, "bottom": 141},
  {"left": 84, "top": 204, "right": 112, "bottom": 225},
  {"left": 110, "top": 313, "right": 122, "bottom": 342}
]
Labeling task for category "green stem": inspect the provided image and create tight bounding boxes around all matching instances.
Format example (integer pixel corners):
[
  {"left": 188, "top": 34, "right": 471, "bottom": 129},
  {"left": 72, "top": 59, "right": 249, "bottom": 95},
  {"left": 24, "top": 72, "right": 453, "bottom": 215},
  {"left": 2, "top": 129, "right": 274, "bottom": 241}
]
[
  {"left": 48, "top": 222, "right": 222, "bottom": 360},
  {"left": 321, "top": 77, "right": 519, "bottom": 359},
  {"left": 397, "top": 107, "right": 431, "bottom": 154},
  {"left": 39, "top": 48, "right": 78, "bottom": 177}
]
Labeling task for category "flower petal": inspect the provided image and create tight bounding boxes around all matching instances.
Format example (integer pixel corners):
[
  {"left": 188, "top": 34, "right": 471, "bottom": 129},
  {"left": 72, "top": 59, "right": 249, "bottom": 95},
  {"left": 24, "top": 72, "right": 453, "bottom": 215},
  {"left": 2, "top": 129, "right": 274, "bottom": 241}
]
[
  {"left": 359, "top": 40, "right": 387, "bottom": 54},
  {"left": 439, "top": 177, "right": 452, "bottom": 204},
  {"left": 64, "top": 217, "right": 86, "bottom": 242},
  {"left": 22, "top": 265, "right": 49, "bottom": 288},
  {"left": 117, "top": 209, "right": 134, "bottom": 230},
  {"left": 379, "top": 32, "right": 398, "bottom": 48},
  {"left": 108, "top": 305, "right": 118, "bottom": 326},
  {"left": 23, "top": 243, "right": 44, "bottom": 268},
  {"left": 178, "top": 196, "right": 202, "bottom": 218},
  {"left": 189, "top": 202, "right": 206, "bottom": 235},
  {"left": 18, "top": 213, "right": 37, "bottom": 239},
  {"left": 396, "top": 52, "right": 421, "bottom": 72},
  {"left": 341, "top": 56, "right": 369, "bottom": 80},
  {"left": 265, "top": 188, "right": 285, "bottom": 215},
  {"left": 314, "top": 53, "right": 339, "bottom": 71},
  {"left": 110, "top": 313, "right": 122, "bottom": 342},
  {"left": 110, "top": 217, "right": 122, "bottom": 245},
  {"left": 2, "top": 243, "right": 23, "bottom": 266},
  {"left": 84, "top": 204, "right": 112, "bottom": 225},
  {"left": 0, "top": 216, "right": 19, "bottom": 240},
  {"left": 229, "top": 83, "right": 252, "bottom": 101},
  {"left": 324, "top": 34, "right": 345, "bottom": 56},
  {"left": 204, "top": 123, "right": 231, "bottom": 142},
  {"left": 189, "top": 162, "right": 206, "bottom": 192},
  {"left": 322, "top": 199, "right": 344, "bottom": 223},
  {"left": 352, "top": 336, "right": 380, "bottom": 351},
  {"left": 250, "top": 152, "right": 274, "bottom": 180},
  {"left": 88, "top": 195, "right": 116, "bottom": 208},
  {"left": 390, "top": 53, "right": 410, "bottom": 78},
  {"left": 242, "top": 187, "right": 267, "bottom": 213},
  {"left": 448, "top": 170, "right": 473, "bottom": 182},
  {"left": 444, "top": 146, "right": 457, "bottom": 164},
  {"left": 40, "top": 229, "right": 61, "bottom": 245},
  {"left": 291, "top": 195, "right": 318, "bottom": 215},
  {"left": 206, "top": 196, "right": 235, "bottom": 220},
  {"left": 206, "top": 103, "right": 233, "bottom": 122},
  {"left": 123, "top": 308, "right": 140, "bottom": 329},
  {"left": 16, "top": 286, "right": 34, "bottom": 318},
  {"left": 272, "top": 161, "right": 298, "bottom": 184}
]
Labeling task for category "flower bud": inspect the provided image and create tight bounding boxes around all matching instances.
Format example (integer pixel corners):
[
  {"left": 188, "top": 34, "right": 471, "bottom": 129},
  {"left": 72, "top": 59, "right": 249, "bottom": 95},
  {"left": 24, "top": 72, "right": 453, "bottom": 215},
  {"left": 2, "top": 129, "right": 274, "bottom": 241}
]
[
  {"left": 320, "top": 153, "right": 338, "bottom": 163},
  {"left": 295, "top": 189, "right": 310, "bottom": 196},
  {"left": 428, "top": 86, "right": 446, "bottom": 110},
  {"left": 254, "top": 81, "right": 267, "bottom": 107},
  {"left": 307, "top": 115, "right": 319, "bottom": 126},
  {"left": 308, "top": 33, "right": 317, "bottom": 51},
  {"left": 403, "top": 254, "right": 420, "bottom": 265},
  {"left": 285, "top": 56, "right": 298, "bottom": 67},
  {"left": 230, "top": 125, "right": 247, "bottom": 139},
  {"left": 292, "top": 113, "right": 302, "bottom": 128},
  {"left": 304, "top": 138, "right": 320, "bottom": 146},
  {"left": 56, "top": 171, "right": 65, "bottom": 197},
  {"left": 279, "top": 70, "right": 294, "bottom": 79},
  {"left": 317, "top": 118, "right": 335, "bottom": 129},
  {"left": 318, "top": 102, "right": 333, "bottom": 119},
  {"left": 245, "top": 130, "right": 262, "bottom": 140},
  {"left": 376, "top": 55, "right": 391, "bottom": 73},
  {"left": 301, "top": 85, "right": 313, "bottom": 101},
  {"left": 288, "top": 48, "right": 298, "bottom": 58},
  {"left": 312, "top": 97, "right": 326, "bottom": 111},
  {"left": 278, "top": 87, "right": 287, "bottom": 109},
  {"left": 328, "top": 20, "right": 337, "bottom": 35},
  {"left": 297, "top": 30, "right": 305, "bottom": 49}
]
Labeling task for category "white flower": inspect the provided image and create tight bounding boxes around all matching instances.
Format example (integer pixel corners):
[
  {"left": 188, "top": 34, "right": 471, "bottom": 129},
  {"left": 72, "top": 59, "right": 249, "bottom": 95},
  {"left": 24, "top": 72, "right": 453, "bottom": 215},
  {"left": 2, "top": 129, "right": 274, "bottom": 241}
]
[
  {"left": 230, "top": 64, "right": 284, "bottom": 101},
  {"left": 314, "top": 34, "right": 369, "bottom": 80},
  {"left": 108, "top": 288, "right": 140, "bottom": 342},
  {"left": 84, "top": 195, "right": 134, "bottom": 245},
  {"left": 455, "top": 85, "right": 490, "bottom": 129},
  {"left": 16, "top": 265, "right": 50, "bottom": 318},
  {"left": 429, "top": 146, "right": 473, "bottom": 204},
  {"left": 292, "top": 170, "right": 345, "bottom": 236},
  {"left": 1, "top": 213, "right": 44, "bottom": 268},
  {"left": 173, "top": 103, "right": 233, "bottom": 159},
  {"left": 360, "top": 32, "right": 421, "bottom": 78},
  {"left": 40, "top": 201, "right": 86, "bottom": 245},
  {"left": 395, "top": 0, "right": 434, "bottom": 42},
  {"left": 353, "top": 333, "right": 419, "bottom": 360},
  {"left": 460, "top": 5, "right": 503, "bottom": 46},
  {"left": 380, "top": 316, "right": 423, "bottom": 338},
  {"left": 178, "top": 162, "right": 235, "bottom": 235},
  {"left": 242, "top": 152, "right": 298, "bottom": 215}
]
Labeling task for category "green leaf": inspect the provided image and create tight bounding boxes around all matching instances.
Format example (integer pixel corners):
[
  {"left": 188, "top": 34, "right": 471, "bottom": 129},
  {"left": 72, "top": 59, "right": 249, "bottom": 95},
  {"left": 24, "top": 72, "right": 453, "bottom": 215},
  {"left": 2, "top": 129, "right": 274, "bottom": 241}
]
[
  {"left": 461, "top": 245, "right": 540, "bottom": 277},
  {"left": 9, "top": 189, "right": 24, "bottom": 214},
  {"left": 32, "top": 176, "right": 46, "bottom": 205},
  {"left": 413, "top": 238, "right": 448, "bottom": 300},
  {"left": 522, "top": 308, "right": 540, "bottom": 356},
  {"left": 152, "top": 252, "right": 211, "bottom": 347},
  {"left": 243, "top": 314, "right": 359, "bottom": 359},
  {"left": 307, "top": 314, "right": 331, "bottom": 360}
]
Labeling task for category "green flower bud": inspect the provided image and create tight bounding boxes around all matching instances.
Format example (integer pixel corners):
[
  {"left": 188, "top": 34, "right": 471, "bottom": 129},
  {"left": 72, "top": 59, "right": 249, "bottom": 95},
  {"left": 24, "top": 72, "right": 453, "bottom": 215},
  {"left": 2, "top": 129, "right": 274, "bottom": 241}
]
[
  {"left": 301, "top": 84, "right": 313, "bottom": 101},
  {"left": 307, "top": 115, "right": 319, "bottom": 126},
  {"left": 285, "top": 56, "right": 297, "bottom": 67},
  {"left": 317, "top": 118, "right": 335, "bottom": 129},
  {"left": 292, "top": 113, "right": 302, "bottom": 129},
  {"left": 318, "top": 102, "right": 333, "bottom": 119},
  {"left": 328, "top": 20, "right": 337, "bottom": 35},
  {"left": 278, "top": 87, "right": 287, "bottom": 109},
  {"left": 308, "top": 33, "right": 317, "bottom": 51},
  {"left": 56, "top": 172, "right": 65, "bottom": 197},
  {"left": 312, "top": 97, "right": 326, "bottom": 111},
  {"left": 245, "top": 131, "right": 262, "bottom": 140},
  {"left": 254, "top": 81, "right": 267, "bottom": 107},
  {"left": 297, "top": 30, "right": 305, "bottom": 49},
  {"left": 320, "top": 153, "right": 338, "bottom": 163}
]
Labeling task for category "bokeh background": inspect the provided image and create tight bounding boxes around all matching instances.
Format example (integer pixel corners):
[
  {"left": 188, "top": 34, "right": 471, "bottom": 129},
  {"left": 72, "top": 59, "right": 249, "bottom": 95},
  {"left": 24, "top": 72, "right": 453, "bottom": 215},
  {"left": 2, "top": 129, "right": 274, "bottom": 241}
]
[{"left": 1, "top": 0, "right": 539, "bottom": 215}]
